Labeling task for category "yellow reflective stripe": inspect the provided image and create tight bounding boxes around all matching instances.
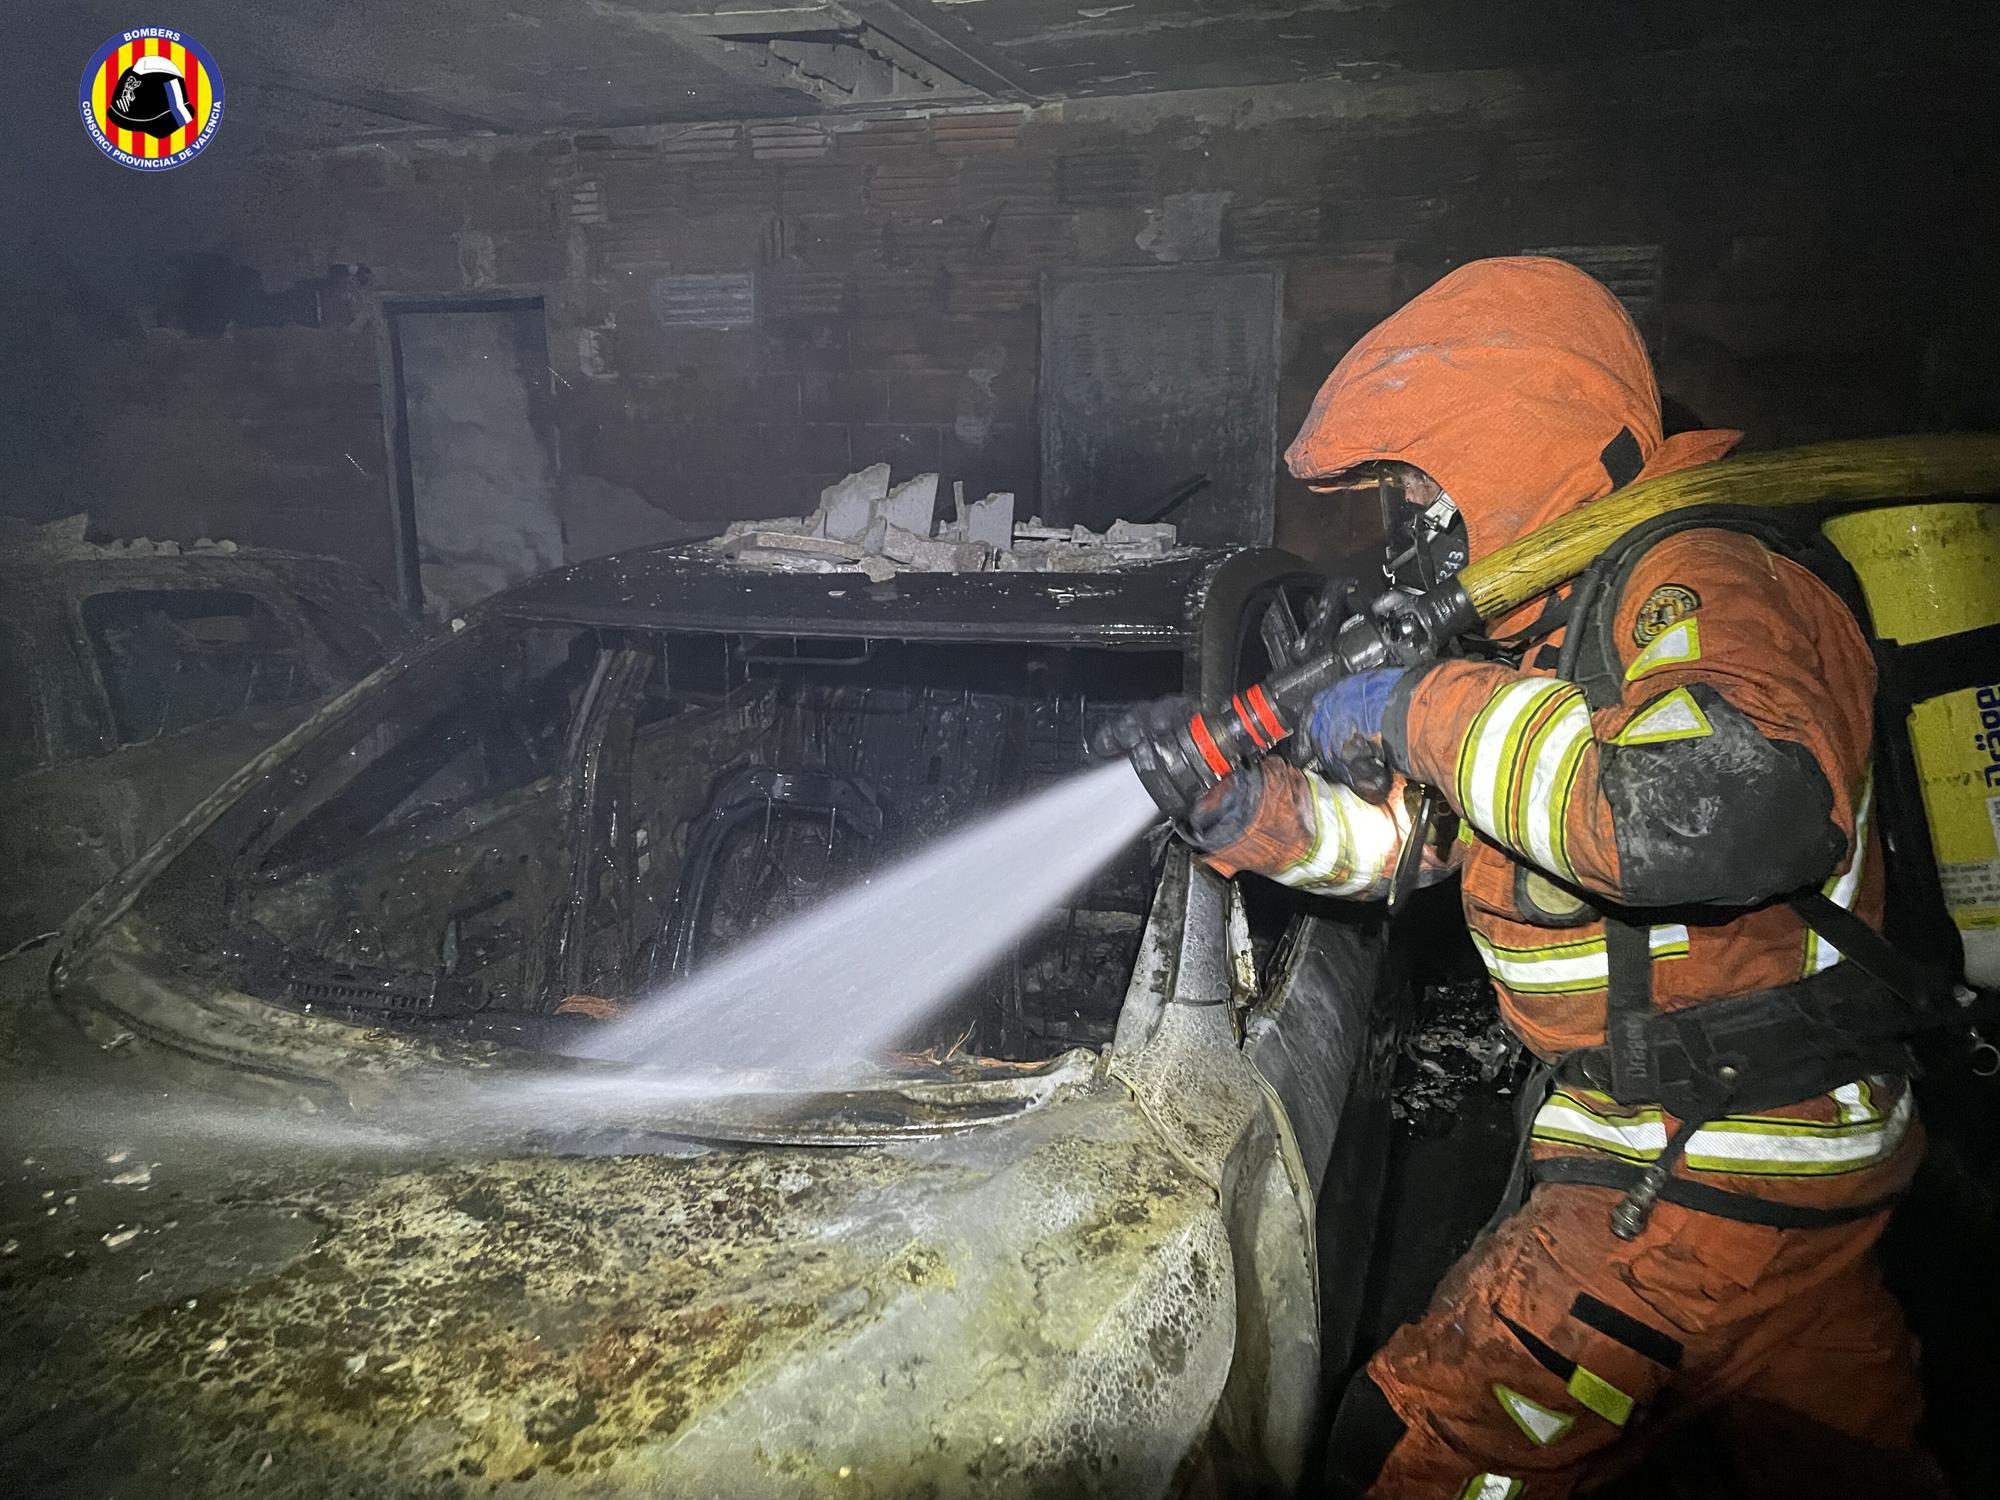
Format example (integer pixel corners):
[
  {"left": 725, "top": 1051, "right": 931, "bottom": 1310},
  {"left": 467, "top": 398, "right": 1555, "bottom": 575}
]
[
  {"left": 1535, "top": 1084, "right": 1914, "bottom": 1177},
  {"left": 1611, "top": 686, "right": 1714, "bottom": 746},
  {"left": 1456, "top": 686, "right": 1517, "bottom": 828},
  {"left": 1472, "top": 925, "right": 1689, "bottom": 995},
  {"left": 1567, "top": 1365, "right": 1634, "bottom": 1427},
  {"left": 1520, "top": 692, "right": 1593, "bottom": 881},
  {"left": 1624, "top": 617, "right": 1703, "bottom": 680},
  {"left": 1551, "top": 1083, "right": 1894, "bottom": 1131},
  {"left": 1493, "top": 685, "right": 1583, "bottom": 848},
  {"left": 1807, "top": 773, "right": 1874, "bottom": 974},
  {"left": 1458, "top": 679, "right": 1571, "bottom": 845},
  {"left": 1457, "top": 1475, "right": 1523, "bottom": 1500},
  {"left": 1281, "top": 775, "right": 1352, "bottom": 889}
]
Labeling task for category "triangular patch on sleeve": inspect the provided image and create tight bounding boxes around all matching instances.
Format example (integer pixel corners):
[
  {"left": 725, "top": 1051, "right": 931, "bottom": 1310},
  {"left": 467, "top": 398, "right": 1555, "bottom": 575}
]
[
  {"left": 1624, "top": 618, "right": 1702, "bottom": 681},
  {"left": 1493, "top": 1383, "right": 1575, "bottom": 1447},
  {"left": 1612, "top": 686, "right": 1713, "bottom": 746}
]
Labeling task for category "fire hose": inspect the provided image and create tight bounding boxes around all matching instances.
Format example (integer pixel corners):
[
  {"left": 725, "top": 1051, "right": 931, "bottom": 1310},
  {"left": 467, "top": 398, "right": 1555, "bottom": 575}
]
[{"left": 1123, "top": 432, "right": 2000, "bottom": 907}]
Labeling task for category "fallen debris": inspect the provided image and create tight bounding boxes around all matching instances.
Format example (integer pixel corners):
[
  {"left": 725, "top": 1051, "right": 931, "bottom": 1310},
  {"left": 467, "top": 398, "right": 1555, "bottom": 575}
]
[
  {"left": 709, "top": 467, "right": 1191, "bottom": 577},
  {"left": 1391, "top": 978, "right": 1515, "bottom": 1135},
  {"left": 0, "top": 513, "right": 246, "bottom": 562}
]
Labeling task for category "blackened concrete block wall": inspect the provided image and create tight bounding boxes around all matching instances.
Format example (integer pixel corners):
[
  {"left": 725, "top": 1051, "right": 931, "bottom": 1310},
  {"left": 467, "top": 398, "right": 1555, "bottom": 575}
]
[{"left": 19, "top": 70, "right": 1999, "bottom": 588}]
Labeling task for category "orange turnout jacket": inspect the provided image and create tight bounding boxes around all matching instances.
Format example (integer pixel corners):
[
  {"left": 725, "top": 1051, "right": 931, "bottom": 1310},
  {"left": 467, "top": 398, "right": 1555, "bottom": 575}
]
[{"left": 1208, "top": 255, "right": 1918, "bottom": 1214}]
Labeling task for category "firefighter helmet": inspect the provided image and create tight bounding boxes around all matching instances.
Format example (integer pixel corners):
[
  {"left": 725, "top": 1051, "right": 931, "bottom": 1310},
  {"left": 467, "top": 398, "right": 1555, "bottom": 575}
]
[{"left": 107, "top": 55, "right": 196, "bottom": 141}]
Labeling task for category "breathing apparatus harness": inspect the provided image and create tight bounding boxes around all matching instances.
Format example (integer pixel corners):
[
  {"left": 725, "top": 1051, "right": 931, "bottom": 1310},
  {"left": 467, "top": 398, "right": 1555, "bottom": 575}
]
[
  {"left": 1119, "top": 435, "right": 2000, "bottom": 1237},
  {"left": 1523, "top": 507, "right": 1965, "bottom": 1235}
]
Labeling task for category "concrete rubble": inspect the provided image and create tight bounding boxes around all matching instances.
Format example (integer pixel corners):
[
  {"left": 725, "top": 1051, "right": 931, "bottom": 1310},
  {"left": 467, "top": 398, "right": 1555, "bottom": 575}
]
[
  {"left": 1, "top": 514, "right": 245, "bottom": 562},
  {"left": 709, "top": 467, "right": 1188, "bottom": 578}
]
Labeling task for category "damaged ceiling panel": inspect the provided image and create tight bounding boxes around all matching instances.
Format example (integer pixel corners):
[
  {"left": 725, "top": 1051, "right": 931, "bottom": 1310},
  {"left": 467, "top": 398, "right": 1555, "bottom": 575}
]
[{"left": 690, "top": 6, "right": 984, "bottom": 104}]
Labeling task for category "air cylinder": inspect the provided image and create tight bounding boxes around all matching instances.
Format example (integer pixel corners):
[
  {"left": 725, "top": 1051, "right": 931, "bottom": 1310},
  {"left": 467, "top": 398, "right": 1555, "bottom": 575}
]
[{"left": 1823, "top": 503, "right": 2000, "bottom": 988}]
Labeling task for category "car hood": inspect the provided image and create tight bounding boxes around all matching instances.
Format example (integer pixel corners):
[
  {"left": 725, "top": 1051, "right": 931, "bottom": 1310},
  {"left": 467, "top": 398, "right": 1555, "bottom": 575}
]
[{"left": 0, "top": 1076, "right": 1233, "bottom": 1499}]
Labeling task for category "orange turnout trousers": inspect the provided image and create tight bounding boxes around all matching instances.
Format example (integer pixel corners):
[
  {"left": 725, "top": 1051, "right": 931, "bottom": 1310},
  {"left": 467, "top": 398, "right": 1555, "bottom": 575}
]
[{"left": 1341, "top": 1187, "right": 1932, "bottom": 1498}]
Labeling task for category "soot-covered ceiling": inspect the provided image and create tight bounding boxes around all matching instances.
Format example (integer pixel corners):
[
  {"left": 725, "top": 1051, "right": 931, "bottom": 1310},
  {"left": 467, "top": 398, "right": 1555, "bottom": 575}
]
[{"left": 30, "top": 1, "right": 1978, "bottom": 149}]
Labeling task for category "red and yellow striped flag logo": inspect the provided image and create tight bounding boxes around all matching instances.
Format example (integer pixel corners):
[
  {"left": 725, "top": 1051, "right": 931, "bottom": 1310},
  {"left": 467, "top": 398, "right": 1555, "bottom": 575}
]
[{"left": 80, "top": 30, "right": 224, "bottom": 171}]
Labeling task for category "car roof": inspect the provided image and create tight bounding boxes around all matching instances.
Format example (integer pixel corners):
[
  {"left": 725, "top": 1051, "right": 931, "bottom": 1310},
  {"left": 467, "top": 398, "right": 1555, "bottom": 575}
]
[
  {"left": 2, "top": 547, "right": 367, "bottom": 578},
  {"left": 490, "top": 543, "right": 1306, "bottom": 649}
]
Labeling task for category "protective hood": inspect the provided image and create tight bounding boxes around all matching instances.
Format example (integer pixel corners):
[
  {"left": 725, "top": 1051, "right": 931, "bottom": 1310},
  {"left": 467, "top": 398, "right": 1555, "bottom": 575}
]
[{"left": 1284, "top": 256, "right": 1742, "bottom": 562}]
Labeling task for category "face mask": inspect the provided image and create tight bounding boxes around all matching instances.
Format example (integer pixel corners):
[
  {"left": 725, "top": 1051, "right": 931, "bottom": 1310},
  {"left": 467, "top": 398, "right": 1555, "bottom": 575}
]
[{"left": 1379, "top": 474, "right": 1469, "bottom": 593}]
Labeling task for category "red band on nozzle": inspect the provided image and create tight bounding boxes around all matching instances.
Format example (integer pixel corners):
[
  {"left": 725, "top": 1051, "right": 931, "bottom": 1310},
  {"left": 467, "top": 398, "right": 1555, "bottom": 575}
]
[
  {"left": 1188, "top": 714, "right": 1232, "bottom": 779},
  {"left": 1231, "top": 693, "right": 1271, "bottom": 750},
  {"left": 1245, "top": 683, "right": 1286, "bottom": 743}
]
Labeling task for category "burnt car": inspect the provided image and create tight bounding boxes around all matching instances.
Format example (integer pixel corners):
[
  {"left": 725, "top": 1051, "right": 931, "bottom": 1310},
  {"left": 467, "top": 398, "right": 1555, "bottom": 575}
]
[
  {"left": 5, "top": 544, "right": 1409, "bottom": 1498},
  {"left": 0, "top": 527, "right": 419, "bottom": 947}
]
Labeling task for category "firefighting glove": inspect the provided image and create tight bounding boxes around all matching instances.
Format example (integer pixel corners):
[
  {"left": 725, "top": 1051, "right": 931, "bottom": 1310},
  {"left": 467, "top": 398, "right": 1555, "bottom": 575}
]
[
  {"left": 1088, "top": 694, "right": 1195, "bottom": 761},
  {"left": 1305, "top": 667, "right": 1417, "bottom": 803},
  {"left": 1183, "top": 760, "right": 1268, "bottom": 852}
]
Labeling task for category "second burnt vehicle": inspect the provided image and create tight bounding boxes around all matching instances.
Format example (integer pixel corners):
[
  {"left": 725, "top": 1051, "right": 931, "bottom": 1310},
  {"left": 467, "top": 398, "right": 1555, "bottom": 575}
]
[
  {"left": 0, "top": 523, "right": 419, "bottom": 948},
  {"left": 9, "top": 541, "right": 1414, "bottom": 1498}
]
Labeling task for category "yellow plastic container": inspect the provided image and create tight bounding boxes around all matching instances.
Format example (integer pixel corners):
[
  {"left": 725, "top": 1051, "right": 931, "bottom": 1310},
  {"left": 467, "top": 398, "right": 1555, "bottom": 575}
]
[{"left": 1823, "top": 503, "right": 2000, "bottom": 987}]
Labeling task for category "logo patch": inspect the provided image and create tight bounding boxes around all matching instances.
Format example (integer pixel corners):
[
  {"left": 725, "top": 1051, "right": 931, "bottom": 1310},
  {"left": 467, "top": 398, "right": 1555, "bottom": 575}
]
[
  {"left": 1631, "top": 583, "right": 1700, "bottom": 645},
  {"left": 80, "top": 29, "right": 224, "bottom": 171}
]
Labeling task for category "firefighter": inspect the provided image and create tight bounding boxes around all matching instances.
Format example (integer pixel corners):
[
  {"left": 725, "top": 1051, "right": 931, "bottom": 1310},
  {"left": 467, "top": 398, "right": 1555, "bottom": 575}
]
[{"left": 1190, "top": 257, "right": 1937, "bottom": 1496}]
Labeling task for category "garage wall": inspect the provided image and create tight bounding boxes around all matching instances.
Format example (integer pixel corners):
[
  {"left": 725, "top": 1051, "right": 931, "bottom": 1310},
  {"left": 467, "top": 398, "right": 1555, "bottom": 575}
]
[{"left": 9, "top": 64, "right": 1996, "bottom": 588}]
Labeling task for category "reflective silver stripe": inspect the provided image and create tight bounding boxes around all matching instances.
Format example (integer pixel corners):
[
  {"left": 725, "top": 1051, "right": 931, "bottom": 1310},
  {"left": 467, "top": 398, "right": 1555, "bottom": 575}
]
[
  {"left": 1276, "top": 771, "right": 1402, "bottom": 898},
  {"left": 1458, "top": 679, "right": 1571, "bottom": 841},
  {"left": 1534, "top": 1083, "right": 1914, "bottom": 1176},
  {"left": 1833, "top": 1079, "right": 1879, "bottom": 1126},
  {"left": 1683, "top": 1091, "right": 1914, "bottom": 1172},
  {"left": 1808, "top": 776, "right": 1874, "bottom": 974},
  {"left": 1459, "top": 1475, "right": 1523, "bottom": 1500},
  {"left": 1472, "top": 925, "right": 1689, "bottom": 995},
  {"left": 1520, "top": 693, "right": 1593, "bottom": 880},
  {"left": 1624, "top": 617, "right": 1702, "bottom": 680}
]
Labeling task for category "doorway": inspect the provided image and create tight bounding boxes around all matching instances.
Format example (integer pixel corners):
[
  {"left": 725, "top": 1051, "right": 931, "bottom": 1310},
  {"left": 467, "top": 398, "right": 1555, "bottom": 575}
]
[
  {"left": 380, "top": 296, "right": 563, "bottom": 620},
  {"left": 1039, "top": 265, "right": 1281, "bottom": 546}
]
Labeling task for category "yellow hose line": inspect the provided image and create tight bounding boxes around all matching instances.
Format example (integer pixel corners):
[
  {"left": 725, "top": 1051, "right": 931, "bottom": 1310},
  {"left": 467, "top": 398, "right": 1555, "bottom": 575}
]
[{"left": 1459, "top": 434, "right": 2000, "bottom": 622}]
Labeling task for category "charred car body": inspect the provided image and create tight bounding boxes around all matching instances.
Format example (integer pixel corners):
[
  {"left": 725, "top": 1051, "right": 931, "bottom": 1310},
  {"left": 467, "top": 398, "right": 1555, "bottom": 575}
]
[
  {"left": 7, "top": 544, "right": 1408, "bottom": 1498},
  {"left": 0, "top": 527, "right": 418, "bottom": 947}
]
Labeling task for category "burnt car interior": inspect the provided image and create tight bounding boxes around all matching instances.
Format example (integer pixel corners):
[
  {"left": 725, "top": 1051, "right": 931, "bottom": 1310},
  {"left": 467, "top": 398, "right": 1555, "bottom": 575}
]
[{"left": 151, "top": 623, "right": 1184, "bottom": 1063}]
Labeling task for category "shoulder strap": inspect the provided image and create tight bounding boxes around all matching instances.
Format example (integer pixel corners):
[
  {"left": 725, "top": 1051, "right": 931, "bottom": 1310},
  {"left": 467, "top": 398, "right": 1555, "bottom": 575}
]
[
  {"left": 1788, "top": 889, "right": 1953, "bottom": 1013},
  {"left": 1876, "top": 622, "right": 2000, "bottom": 705},
  {"left": 1556, "top": 507, "right": 1952, "bottom": 1106},
  {"left": 1601, "top": 914, "right": 1664, "bottom": 1103},
  {"left": 1564, "top": 504, "right": 1821, "bottom": 709}
]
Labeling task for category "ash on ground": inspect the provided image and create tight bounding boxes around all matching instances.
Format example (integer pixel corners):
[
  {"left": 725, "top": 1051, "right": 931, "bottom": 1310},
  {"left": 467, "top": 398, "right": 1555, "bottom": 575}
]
[{"left": 1391, "top": 977, "right": 1517, "bottom": 1136}]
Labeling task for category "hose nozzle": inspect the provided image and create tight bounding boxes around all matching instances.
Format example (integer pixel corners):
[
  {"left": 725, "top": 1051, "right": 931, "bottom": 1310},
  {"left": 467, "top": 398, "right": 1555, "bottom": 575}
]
[{"left": 1117, "top": 583, "right": 1472, "bottom": 822}]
